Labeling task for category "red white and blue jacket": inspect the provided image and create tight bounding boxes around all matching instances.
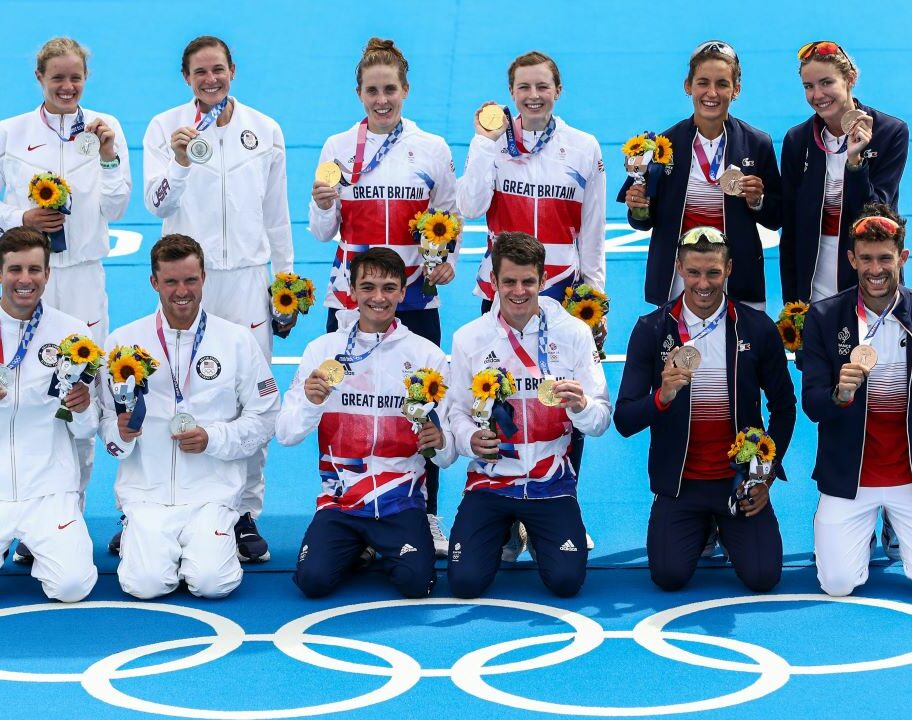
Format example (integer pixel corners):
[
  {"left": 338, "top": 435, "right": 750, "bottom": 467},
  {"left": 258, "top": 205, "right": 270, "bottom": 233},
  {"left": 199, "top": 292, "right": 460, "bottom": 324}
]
[
  {"left": 779, "top": 101, "right": 908, "bottom": 303},
  {"left": 457, "top": 117, "right": 606, "bottom": 301},
  {"left": 308, "top": 119, "right": 459, "bottom": 312},
  {"left": 276, "top": 311, "right": 456, "bottom": 517},
  {"left": 614, "top": 295, "right": 796, "bottom": 498},
  {"left": 448, "top": 297, "right": 611, "bottom": 498},
  {"left": 801, "top": 285, "right": 912, "bottom": 499}
]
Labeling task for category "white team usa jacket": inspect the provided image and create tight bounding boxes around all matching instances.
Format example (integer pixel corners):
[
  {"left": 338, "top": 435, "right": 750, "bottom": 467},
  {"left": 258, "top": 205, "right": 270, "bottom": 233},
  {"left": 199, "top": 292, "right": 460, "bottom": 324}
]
[
  {"left": 0, "top": 304, "right": 99, "bottom": 501},
  {"left": 449, "top": 297, "right": 612, "bottom": 497},
  {"left": 100, "top": 308, "right": 279, "bottom": 510},
  {"left": 0, "top": 106, "right": 131, "bottom": 268},
  {"left": 276, "top": 310, "right": 456, "bottom": 517},
  {"left": 308, "top": 118, "right": 460, "bottom": 312},
  {"left": 143, "top": 98, "right": 293, "bottom": 273},
  {"left": 456, "top": 117, "right": 606, "bottom": 300}
]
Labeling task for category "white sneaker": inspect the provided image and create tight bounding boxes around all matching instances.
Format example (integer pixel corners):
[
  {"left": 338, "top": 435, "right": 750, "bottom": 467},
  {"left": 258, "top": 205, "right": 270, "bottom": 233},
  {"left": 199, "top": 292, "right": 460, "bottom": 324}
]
[
  {"left": 882, "top": 512, "right": 901, "bottom": 561},
  {"left": 427, "top": 514, "right": 449, "bottom": 558},
  {"left": 585, "top": 533, "right": 595, "bottom": 551},
  {"left": 501, "top": 521, "right": 528, "bottom": 562}
]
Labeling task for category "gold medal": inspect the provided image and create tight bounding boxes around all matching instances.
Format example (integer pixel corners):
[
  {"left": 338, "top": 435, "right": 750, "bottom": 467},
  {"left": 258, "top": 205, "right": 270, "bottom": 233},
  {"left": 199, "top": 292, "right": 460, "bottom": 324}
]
[
  {"left": 850, "top": 344, "right": 878, "bottom": 371},
  {"left": 318, "top": 359, "right": 345, "bottom": 386},
  {"left": 478, "top": 105, "right": 505, "bottom": 132},
  {"left": 674, "top": 345, "right": 702, "bottom": 371},
  {"left": 841, "top": 109, "right": 867, "bottom": 136},
  {"left": 537, "top": 378, "right": 561, "bottom": 407},
  {"left": 719, "top": 167, "right": 744, "bottom": 196},
  {"left": 315, "top": 161, "right": 342, "bottom": 187}
]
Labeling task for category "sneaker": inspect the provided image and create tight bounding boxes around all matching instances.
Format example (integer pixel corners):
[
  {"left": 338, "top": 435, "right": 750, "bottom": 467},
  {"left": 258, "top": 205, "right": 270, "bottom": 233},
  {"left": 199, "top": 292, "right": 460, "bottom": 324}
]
[
  {"left": 427, "top": 514, "right": 449, "bottom": 558},
  {"left": 882, "top": 512, "right": 901, "bottom": 561},
  {"left": 353, "top": 546, "right": 377, "bottom": 570},
  {"left": 12, "top": 541, "right": 33, "bottom": 565},
  {"left": 501, "top": 521, "right": 528, "bottom": 562},
  {"left": 108, "top": 515, "right": 126, "bottom": 555},
  {"left": 585, "top": 533, "right": 595, "bottom": 551},
  {"left": 701, "top": 524, "right": 719, "bottom": 559},
  {"left": 234, "top": 512, "right": 270, "bottom": 562}
]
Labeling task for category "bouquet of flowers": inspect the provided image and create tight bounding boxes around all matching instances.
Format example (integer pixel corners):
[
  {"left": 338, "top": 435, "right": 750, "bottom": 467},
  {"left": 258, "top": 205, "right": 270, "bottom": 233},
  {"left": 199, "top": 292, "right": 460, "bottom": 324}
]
[
  {"left": 621, "top": 131, "right": 673, "bottom": 220},
  {"left": 28, "top": 172, "right": 72, "bottom": 252},
  {"left": 50, "top": 334, "right": 104, "bottom": 421},
  {"left": 726, "top": 426, "right": 776, "bottom": 515},
  {"left": 470, "top": 367, "right": 518, "bottom": 461},
  {"left": 409, "top": 209, "right": 460, "bottom": 296},
  {"left": 107, "top": 345, "right": 160, "bottom": 431},
  {"left": 402, "top": 367, "right": 448, "bottom": 458},
  {"left": 563, "top": 284, "right": 610, "bottom": 358},
  {"left": 776, "top": 301, "right": 810, "bottom": 352},
  {"left": 270, "top": 272, "right": 315, "bottom": 333}
]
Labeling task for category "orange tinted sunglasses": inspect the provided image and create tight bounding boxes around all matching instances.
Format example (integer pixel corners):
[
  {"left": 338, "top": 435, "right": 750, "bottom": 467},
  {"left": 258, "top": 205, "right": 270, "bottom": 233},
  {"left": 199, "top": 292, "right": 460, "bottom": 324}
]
[
  {"left": 852, "top": 216, "right": 901, "bottom": 236},
  {"left": 798, "top": 40, "right": 850, "bottom": 62}
]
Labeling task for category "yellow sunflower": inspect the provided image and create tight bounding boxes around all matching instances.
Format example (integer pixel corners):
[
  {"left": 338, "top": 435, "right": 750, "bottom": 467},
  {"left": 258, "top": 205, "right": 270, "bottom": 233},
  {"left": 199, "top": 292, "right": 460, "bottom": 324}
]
[
  {"left": 653, "top": 135, "right": 673, "bottom": 164},
  {"left": 777, "top": 317, "right": 800, "bottom": 352},
  {"left": 275, "top": 271, "right": 299, "bottom": 284},
  {"left": 273, "top": 288, "right": 298, "bottom": 314},
  {"left": 422, "top": 212, "right": 458, "bottom": 245},
  {"left": 69, "top": 337, "right": 103, "bottom": 365},
  {"left": 109, "top": 355, "right": 147, "bottom": 384},
  {"left": 472, "top": 371, "right": 499, "bottom": 400},
  {"left": 621, "top": 135, "right": 647, "bottom": 157},
  {"left": 408, "top": 210, "right": 425, "bottom": 233},
  {"left": 783, "top": 301, "right": 809, "bottom": 316},
  {"left": 504, "top": 370, "right": 518, "bottom": 395},
  {"left": 573, "top": 299, "right": 604, "bottom": 328},
  {"left": 756, "top": 436, "right": 777, "bottom": 463},
  {"left": 30, "top": 178, "right": 62, "bottom": 208},
  {"left": 422, "top": 369, "right": 447, "bottom": 402},
  {"left": 727, "top": 431, "right": 747, "bottom": 459}
]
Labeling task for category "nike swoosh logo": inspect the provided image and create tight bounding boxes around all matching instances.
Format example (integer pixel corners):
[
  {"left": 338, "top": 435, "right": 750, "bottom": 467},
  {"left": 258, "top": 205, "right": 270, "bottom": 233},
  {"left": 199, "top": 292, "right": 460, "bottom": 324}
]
[
  {"left": 58, "top": 520, "right": 76, "bottom": 530},
  {"left": 239, "top": 533, "right": 258, "bottom": 539},
  {"left": 214, "top": 530, "right": 229, "bottom": 536},
  {"left": 28, "top": 144, "right": 47, "bottom": 151},
  {"left": 87, "top": 320, "right": 100, "bottom": 327},
  {"left": 250, "top": 320, "right": 267, "bottom": 329}
]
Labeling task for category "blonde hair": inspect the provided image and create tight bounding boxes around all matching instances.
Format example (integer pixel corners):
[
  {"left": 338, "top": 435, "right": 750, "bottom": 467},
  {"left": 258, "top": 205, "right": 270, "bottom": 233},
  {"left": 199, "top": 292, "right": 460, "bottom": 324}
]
[
  {"left": 356, "top": 38, "right": 409, "bottom": 87},
  {"left": 799, "top": 47, "right": 858, "bottom": 83},
  {"left": 36, "top": 37, "right": 88, "bottom": 74}
]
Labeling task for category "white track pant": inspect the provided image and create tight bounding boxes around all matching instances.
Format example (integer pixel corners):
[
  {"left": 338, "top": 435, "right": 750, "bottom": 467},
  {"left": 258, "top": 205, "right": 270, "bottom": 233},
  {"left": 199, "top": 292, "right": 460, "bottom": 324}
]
[{"left": 118, "top": 502, "right": 242, "bottom": 599}]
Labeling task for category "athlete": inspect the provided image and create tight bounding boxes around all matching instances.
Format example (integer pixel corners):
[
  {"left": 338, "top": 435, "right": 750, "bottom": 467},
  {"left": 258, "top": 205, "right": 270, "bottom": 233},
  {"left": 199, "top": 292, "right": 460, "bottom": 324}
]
[
  {"left": 0, "top": 227, "right": 98, "bottom": 601},
  {"left": 277, "top": 248, "right": 452, "bottom": 598},
  {"left": 447, "top": 232, "right": 611, "bottom": 598},
  {"left": 143, "top": 35, "right": 292, "bottom": 562},
  {"left": 615, "top": 227, "right": 796, "bottom": 592},
  {"left": 100, "top": 234, "right": 279, "bottom": 599},
  {"left": 621, "top": 40, "right": 781, "bottom": 310},
  {"left": 802, "top": 205, "right": 912, "bottom": 595},
  {"left": 0, "top": 38, "right": 131, "bottom": 562},
  {"left": 309, "top": 38, "right": 459, "bottom": 556}
]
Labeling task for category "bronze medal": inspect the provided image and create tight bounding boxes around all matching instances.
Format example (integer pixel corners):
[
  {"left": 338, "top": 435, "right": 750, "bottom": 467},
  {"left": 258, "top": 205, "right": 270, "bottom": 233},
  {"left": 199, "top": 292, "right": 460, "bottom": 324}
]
[
  {"left": 318, "top": 359, "right": 345, "bottom": 386},
  {"left": 674, "top": 345, "right": 702, "bottom": 371},
  {"left": 719, "top": 167, "right": 744, "bottom": 196},
  {"left": 841, "top": 109, "right": 866, "bottom": 136},
  {"left": 850, "top": 344, "right": 878, "bottom": 371}
]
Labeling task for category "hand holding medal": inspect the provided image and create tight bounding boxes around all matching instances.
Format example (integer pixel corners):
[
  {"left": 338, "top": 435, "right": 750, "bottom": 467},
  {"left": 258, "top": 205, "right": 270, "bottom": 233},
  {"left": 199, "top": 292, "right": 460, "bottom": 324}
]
[
  {"left": 843, "top": 109, "right": 873, "bottom": 163},
  {"left": 474, "top": 102, "right": 507, "bottom": 139},
  {"left": 305, "top": 359, "right": 343, "bottom": 404},
  {"left": 659, "top": 346, "right": 694, "bottom": 405}
]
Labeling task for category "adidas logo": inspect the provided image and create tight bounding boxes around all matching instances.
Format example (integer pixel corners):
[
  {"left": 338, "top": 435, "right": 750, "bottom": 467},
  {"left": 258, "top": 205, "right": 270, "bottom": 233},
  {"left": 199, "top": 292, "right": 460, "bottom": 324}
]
[
  {"left": 484, "top": 351, "right": 500, "bottom": 364},
  {"left": 400, "top": 543, "right": 417, "bottom": 556},
  {"left": 560, "top": 540, "right": 578, "bottom": 552},
  {"left": 298, "top": 544, "right": 309, "bottom": 562}
]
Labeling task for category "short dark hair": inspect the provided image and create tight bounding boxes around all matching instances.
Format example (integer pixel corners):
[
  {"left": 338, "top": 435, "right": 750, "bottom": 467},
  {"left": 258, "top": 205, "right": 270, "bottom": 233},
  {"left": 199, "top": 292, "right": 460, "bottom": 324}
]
[
  {"left": 491, "top": 231, "right": 546, "bottom": 279},
  {"left": 349, "top": 247, "right": 406, "bottom": 288},
  {"left": 0, "top": 226, "right": 50, "bottom": 269},
  {"left": 850, "top": 202, "right": 906, "bottom": 251},
  {"left": 181, "top": 35, "right": 233, "bottom": 76},
  {"left": 150, "top": 234, "right": 205, "bottom": 276}
]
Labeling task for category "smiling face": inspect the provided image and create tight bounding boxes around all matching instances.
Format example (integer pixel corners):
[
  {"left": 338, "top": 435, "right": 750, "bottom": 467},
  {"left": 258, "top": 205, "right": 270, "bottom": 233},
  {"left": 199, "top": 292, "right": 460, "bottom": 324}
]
[
  {"left": 491, "top": 258, "right": 546, "bottom": 330},
  {"left": 510, "top": 63, "right": 561, "bottom": 131},
  {"left": 35, "top": 53, "right": 86, "bottom": 115},
  {"left": 184, "top": 45, "right": 235, "bottom": 111},
  {"left": 351, "top": 264, "right": 405, "bottom": 334},
  {"left": 357, "top": 64, "right": 408, "bottom": 135},
  {"left": 0, "top": 247, "right": 49, "bottom": 320},
  {"left": 675, "top": 248, "right": 731, "bottom": 319},
  {"left": 800, "top": 59, "right": 855, "bottom": 131},
  {"left": 685, "top": 59, "right": 739, "bottom": 132},
  {"left": 150, "top": 255, "right": 205, "bottom": 330},
  {"left": 849, "top": 239, "right": 908, "bottom": 312}
]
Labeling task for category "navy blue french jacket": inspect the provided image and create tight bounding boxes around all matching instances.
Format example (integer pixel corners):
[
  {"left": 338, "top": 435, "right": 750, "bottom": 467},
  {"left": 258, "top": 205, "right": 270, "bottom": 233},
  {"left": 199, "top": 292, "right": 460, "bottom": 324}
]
[
  {"left": 616, "top": 116, "right": 782, "bottom": 306},
  {"left": 801, "top": 285, "right": 912, "bottom": 499},
  {"left": 615, "top": 296, "right": 796, "bottom": 498},
  {"left": 779, "top": 101, "right": 908, "bottom": 304}
]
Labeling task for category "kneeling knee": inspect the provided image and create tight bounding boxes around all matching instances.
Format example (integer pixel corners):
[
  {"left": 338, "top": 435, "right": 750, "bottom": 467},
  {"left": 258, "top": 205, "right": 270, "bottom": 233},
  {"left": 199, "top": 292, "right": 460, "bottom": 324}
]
[
  {"left": 390, "top": 565, "right": 436, "bottom": 599},
  {"left": 294, "top": 564, "right": 337, "bottom": 599},
  {"left": 650, "top": 564, "right": 693, "bottom": 592},
  {"left": 48, "top": 571, "right": 97, "bottom": 603}
]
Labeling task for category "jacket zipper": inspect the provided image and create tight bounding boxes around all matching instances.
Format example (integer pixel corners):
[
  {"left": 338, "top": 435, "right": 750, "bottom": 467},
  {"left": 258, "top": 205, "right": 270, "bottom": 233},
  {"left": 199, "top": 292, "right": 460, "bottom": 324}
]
[
  {"left": 807, "top": 147, "right": 833, "bottom": 298},
  {"left": 9, "top": 320, "right": 25, "bottom": 500},
  {"left": 669, "top": 128, "right": 701, "bottom": 301},
  {"left": 171, "top": 329, "right": 181, "bottom": 505},
  {"left": 371, "top": 331, "right": 380, "bottom": 518},
  {"left": 220, "top": 140, "right": 228, "bottom": 264},
  {"left": 59, "top": 115, "right": 65, "bottom": 176},
  {"left": 673, "top": 311, "right": 690, "bottom": 496}
]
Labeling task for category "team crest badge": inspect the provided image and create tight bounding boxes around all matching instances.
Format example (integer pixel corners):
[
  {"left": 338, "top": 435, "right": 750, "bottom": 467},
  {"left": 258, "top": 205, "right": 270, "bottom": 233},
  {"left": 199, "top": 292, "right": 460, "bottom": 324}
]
[
  {"left": 196, "top": 356, "right": 221, "bottom": 380},
  {"left": 240, "top": 130, "right": 258, "bottom": 150}
]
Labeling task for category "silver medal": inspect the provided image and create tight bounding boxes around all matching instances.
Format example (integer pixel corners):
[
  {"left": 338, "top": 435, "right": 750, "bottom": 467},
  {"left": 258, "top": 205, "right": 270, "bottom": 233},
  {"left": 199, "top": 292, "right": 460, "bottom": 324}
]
[
  {"left": 187, "top": 136, "right": 212, "bottom": 164},
  {"left": 169, "top": 412, "right": 197, "bottom": 435},
  {"left": 74, "top": 131, "right": 100, "bottom": 157},
  {"left": 0, "top": 365, "right": 12, "bottom": 389}
]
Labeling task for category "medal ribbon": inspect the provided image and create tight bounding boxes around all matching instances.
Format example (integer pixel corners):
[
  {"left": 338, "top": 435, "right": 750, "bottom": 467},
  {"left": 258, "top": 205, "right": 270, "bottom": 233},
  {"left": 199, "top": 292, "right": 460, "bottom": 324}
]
[
  {"left": 812, "top": 115, "right": 848, "bottom": 155},
  {"left": 856, "top": 289, "right": 898, "bottom": 345},
  {"left": 692, "top": 133, "right": 726, "bottom": 184},
  {"left": 335, "top": 319, "right": 398, "bottom": 365},
  {"left": 336, "top": 118, "right": 403, "bottom": 187},
  {"left": 193, "top": 97, "right": 229, "bottom": 131},
  {"left": 0, "top": 301, "right": 43, "bottom": 369},
  {"left": 677, "top": 301, "right": 727, "bottom": 345},
  {"left": 39, "top": 105, "right": 85, "bottom": 142},
  {"left": 503, "top": 109, "right": 556, "bottom": 158},
  {"left": 497, "top": 311, "right": 551, "bottom": 379},
  {"left": 155, "top": 310, "right": 207, "bottom": 404}
]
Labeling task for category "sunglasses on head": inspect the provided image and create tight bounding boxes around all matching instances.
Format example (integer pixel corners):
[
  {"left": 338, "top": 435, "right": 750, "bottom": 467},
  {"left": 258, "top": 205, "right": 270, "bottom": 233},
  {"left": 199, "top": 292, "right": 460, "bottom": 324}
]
[
  {"left": 691, "top": 40, "right": 739, "bottom": 63},
  {"left": 852, "top": 216, "right": 901, "bottom": 236},
  {"left": 679, "top": 226, "right": 729, "bottom": 247},
  {"left": 798, "top": 40, "right": 854, "bottom": 68}
]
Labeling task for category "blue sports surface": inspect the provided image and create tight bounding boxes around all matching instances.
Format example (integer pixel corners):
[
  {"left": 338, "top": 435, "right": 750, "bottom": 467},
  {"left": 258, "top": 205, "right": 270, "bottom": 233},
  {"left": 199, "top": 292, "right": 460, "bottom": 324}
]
[{"left": 2, "top": 2, "right": 912, "bottom": 718}]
